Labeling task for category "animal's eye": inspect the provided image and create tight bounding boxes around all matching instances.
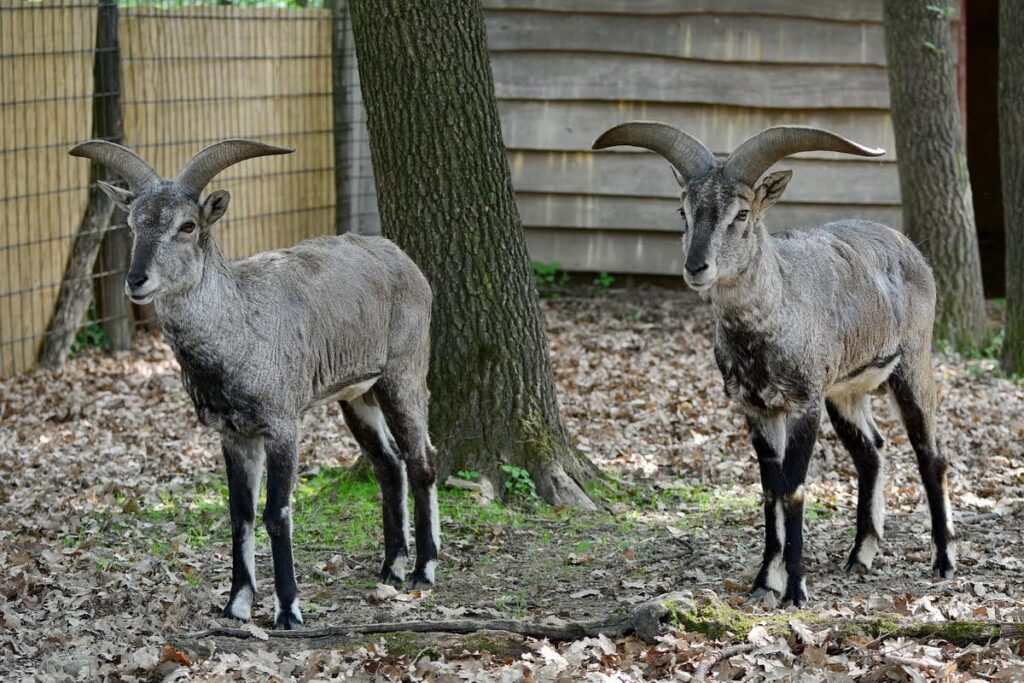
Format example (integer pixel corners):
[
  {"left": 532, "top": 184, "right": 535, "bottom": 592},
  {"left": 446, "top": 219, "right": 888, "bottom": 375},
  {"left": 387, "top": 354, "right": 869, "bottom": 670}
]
[
  {"left": 736, "top": 210, "right": 749, "bottom": 222},
  {"left": 178, "top": 222, "right": 196, "bottom": 234}
]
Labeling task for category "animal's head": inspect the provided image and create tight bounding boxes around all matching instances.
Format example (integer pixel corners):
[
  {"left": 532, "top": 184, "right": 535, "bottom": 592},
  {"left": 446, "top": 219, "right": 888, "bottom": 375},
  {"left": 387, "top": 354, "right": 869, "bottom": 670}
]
[
  {"left": 592, "top": 123, "right": 884, "bottom": 290},
  {"left": 69, "top": 139, "right": 293, "bottom": 304}
]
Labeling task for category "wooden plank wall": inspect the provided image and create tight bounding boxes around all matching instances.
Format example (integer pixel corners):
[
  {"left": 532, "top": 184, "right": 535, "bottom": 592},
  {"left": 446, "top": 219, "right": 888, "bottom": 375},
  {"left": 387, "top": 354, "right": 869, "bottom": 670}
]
[
  {"left": 0, "top": 1, "right": 97, "bottom": 376},
  {"left": 485, "top": 0, "right": 900, "bottom": 274}
]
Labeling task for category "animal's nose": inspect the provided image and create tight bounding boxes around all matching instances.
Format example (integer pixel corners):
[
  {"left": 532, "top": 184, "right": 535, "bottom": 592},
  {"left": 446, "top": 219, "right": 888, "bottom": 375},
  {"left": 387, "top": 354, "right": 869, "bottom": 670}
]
[
  {"left": 126, "top": 272, "right": 148, "bottom": 289},
  {"left": 685, "top": 262, "right": 709, "bottom": 276}
]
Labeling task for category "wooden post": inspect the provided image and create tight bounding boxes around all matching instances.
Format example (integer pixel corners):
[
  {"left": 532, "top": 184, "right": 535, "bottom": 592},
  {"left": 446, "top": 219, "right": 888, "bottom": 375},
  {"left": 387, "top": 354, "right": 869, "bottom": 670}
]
[
  {"left": 329, "top": 0, "right": 354, "bottom": 234},
  {"left": 38, "top": 0, "right": 127, "bottom": 365},
  {"left": 93, "top": 0, "right": 132, "bottom": 351}
]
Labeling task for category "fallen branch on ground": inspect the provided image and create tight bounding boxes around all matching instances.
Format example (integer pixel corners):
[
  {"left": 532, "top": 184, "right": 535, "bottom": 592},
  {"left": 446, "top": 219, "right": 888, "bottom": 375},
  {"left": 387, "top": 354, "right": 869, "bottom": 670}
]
[{"left": 180, "top": 591, "right": 1024, "bottom": 651}]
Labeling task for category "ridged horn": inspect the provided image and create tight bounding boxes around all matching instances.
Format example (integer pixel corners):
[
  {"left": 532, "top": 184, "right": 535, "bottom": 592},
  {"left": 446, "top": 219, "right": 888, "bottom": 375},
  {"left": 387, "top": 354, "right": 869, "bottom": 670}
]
[
  {"left": 173, "top": 138, "right": 294, "bottom": 198},
  {"left": 592, "top": 121, "right": 715, "bottom": 181},
  {"left": 724, "top": 126, "right": 884, "bottom": 187},
  {"left": 68, "top": 140, "right": 160, "bottom": 192}
]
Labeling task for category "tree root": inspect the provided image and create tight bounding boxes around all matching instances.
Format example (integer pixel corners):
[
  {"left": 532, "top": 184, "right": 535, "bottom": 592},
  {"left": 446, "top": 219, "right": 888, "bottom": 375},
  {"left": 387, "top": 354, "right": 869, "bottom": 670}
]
[{"left": 178, "top": 591, "right": 1024, "bottom": 653}]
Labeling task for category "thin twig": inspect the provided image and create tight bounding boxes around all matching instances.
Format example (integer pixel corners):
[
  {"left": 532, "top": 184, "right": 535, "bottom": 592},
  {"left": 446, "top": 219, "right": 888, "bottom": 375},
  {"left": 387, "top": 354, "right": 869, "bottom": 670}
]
[
  {"left": 956, "top": 512, "right": 1005, "bottom": 525},
  {"left": 694, "top": 643, "right": 756, "bottom": 680},
  {"left": 184, "top": 618, "right": 605, "bottom": 642}
]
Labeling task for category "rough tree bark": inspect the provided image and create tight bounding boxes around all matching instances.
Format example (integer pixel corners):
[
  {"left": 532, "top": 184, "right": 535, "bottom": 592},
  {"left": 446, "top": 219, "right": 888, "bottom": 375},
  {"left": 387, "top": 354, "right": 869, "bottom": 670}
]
[
  {"left": 348, "top": 0, "right": 598, "bottom": 507},
  {"left": 328, "top": 0, "right": 354, "bottom": 235},
  {"left": 1001, "top": 0, "right": 1024, "bottom": 374},
  {"left": 883, "top": 0, "right": 987, "bottom": 349},
  {"left": 39, "top": 0, "right": 123, "bottom": 366}
]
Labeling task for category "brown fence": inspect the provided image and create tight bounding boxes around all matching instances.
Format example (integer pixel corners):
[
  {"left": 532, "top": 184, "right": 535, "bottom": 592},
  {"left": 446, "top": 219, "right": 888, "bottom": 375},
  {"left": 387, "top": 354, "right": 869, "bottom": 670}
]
[
  {"left": 0, "top": 1, "right": 365, "bottom": 378},
  {"left": 120, "top": 6, "right": 335, "bottom": 260},
  {"left": 1, "top": 0, "right": 98, "bottom": 378}
]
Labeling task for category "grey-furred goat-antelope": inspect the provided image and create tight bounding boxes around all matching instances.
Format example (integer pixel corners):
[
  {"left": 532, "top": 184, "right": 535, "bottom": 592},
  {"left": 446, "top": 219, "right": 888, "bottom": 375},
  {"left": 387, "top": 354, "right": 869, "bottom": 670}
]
[
  {"left": 70, "top": 139, "right": 439, "bottom": 629},
  {"left": 592, "top": 122, "right": 955, "bottom": 606}
]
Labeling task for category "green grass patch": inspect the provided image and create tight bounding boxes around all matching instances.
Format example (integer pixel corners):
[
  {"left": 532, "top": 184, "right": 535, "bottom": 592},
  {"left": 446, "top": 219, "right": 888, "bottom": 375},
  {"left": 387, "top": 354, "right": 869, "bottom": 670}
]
[{"left": 291, "top": 468, "right": 381, "bottom": 554}]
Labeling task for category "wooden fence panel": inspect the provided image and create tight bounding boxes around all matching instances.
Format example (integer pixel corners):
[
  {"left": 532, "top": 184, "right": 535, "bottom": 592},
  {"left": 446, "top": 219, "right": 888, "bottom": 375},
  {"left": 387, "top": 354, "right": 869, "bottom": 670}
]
[
  {"left": 120, "top": 6, "right": 335, "bottom": 261},
  {"left": 0, "top": 0, "right": 97, "bottom": 376}
]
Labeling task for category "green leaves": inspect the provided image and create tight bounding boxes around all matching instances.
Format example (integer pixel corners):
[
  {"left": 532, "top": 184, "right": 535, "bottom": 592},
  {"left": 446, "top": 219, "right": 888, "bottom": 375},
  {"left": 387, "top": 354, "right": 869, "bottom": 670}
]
[
  {"left": 925, "top": 4, "right": 958, "bottom": 20},
  {"left": 500, "top": 464, "right": 540, "bottom": 503}
]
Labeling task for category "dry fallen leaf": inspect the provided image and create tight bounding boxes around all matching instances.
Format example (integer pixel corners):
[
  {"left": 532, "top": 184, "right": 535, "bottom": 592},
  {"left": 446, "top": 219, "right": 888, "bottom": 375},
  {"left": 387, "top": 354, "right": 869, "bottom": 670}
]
[
  {"left": 161, "top": 644, "right": 193, "bottom": 667},
  {"left": 239, "top": 623, "right": 269, "bottom": 641},
  {"left": 364, "top": 583, "right": 400, "bottom": 605}
]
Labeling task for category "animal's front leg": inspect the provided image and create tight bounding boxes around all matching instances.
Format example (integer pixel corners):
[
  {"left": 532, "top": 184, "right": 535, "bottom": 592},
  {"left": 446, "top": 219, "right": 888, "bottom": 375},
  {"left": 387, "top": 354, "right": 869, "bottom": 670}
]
[
  {"left": 264, "top": 428, "right": 302, "bottom": 630},
  {"left": 749, "top": 414, "right": 788, "bottom": 600},
  {"left": 749, "top": 407, "right": 820, "bottom": 607},
  {"left": 221, "top": 434, "right": 264, "bottom": 621}
]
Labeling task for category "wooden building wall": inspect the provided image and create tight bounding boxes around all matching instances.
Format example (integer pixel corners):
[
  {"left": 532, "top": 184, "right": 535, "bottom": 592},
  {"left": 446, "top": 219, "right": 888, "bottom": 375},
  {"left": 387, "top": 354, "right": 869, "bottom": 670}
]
[{"left": 485, "top": 0, "right": 899, "bottom": 274}]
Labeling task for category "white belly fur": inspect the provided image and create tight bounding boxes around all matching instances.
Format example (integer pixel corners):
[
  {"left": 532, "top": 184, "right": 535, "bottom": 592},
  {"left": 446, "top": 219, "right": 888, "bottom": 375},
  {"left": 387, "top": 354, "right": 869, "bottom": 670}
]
[
  {"left": 826, "top": 357, "right": 899, "bottom": 400},
  {"left": 309, "top": 376, "right": 379, "bottom": 408}
]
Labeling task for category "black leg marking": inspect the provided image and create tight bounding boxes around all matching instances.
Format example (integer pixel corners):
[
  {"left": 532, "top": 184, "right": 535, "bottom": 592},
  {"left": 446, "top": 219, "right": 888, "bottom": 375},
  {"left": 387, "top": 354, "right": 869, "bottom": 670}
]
[
  {"left": 779, "top": 408, "right": 818, "bottom": 606},
  {"left": 826, "top": 396, "right": 885, "bottom": 574},
  {"left": 748, "top": 406, "right": 819, "bottom": 607},
  {"left": 749, "top": 416, "right": 786, "bottom": 598},
  {"left": 264, "top": 430, "right": 302, "bottom": 629},
  {"left": 374, "top": 380, "right": 439, "bottom": 589},
  {"left": 888, "top": 365, "right": 955, "bottom": 578},
  {"left": 341, "top": 394, "right": 409, "bottom": 586},
  {"left": 221, "top": 435, "right": 263, "bottom": 621},
  {"left": 405, "top": 455, "right": 439, "bottom": 589}
]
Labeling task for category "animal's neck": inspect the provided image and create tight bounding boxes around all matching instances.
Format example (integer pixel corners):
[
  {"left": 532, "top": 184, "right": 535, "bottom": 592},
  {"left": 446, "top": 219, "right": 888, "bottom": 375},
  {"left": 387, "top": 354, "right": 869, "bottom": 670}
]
[
  {"left": 710, "top": 224, "right": 783, "bottom": 332},
  {"left": 154, "top": 235, "right": 243, "bottom": 355}
]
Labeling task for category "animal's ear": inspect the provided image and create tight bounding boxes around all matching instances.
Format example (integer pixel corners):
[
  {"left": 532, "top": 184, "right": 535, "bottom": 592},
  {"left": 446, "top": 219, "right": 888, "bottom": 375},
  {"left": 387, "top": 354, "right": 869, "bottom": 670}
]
[
  {"left": 97, "top": 180, "right": 134, "bottom": 210},
  {"left": 753, "top": 170, "right": 792, "bottom": 210},
  {"left": 201, "top": 189, "right": 231, "bottom": 227}
]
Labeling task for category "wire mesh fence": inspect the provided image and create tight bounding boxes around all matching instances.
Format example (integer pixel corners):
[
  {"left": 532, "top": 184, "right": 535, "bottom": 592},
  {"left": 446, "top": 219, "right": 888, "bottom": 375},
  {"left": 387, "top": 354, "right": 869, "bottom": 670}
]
[{"left": 0, "top": 0, "right": 378, "bottom": 378}]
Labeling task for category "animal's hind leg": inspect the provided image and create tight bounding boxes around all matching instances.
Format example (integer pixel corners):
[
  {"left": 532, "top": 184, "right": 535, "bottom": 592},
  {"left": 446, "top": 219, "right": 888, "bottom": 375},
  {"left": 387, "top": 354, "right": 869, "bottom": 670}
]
[
  {"left": 374, "top": 377, "right": 439, "bottom": 589},
  {"left": 826, "top": 393, "right": 886, "bottom": 574},
  {"left": 341, "top": 394, "right": 410, "bottom": 586},
  {"left": 888, "top": 360, "right": 956, "bottom": 578}
]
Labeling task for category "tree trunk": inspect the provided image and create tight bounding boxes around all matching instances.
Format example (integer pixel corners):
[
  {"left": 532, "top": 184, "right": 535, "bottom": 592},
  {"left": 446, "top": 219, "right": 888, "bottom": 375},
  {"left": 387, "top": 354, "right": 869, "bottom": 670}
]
[
  {"left": 1001, "top": 0, "right": 1024, "bottom": 373},
  {"left": 328, "top": 0, "right": 353, "bottom": 235},
  {"left": 883, "top": 0, "right": 987, "bottom": 350},
  {"left": 97, "top": 217, "right": 133, "bottom": 351},
  {"left": 348, "top": 0, "right": 598, "bottom": 507},
  {"left": 39, "top": 0, "right": 124, "bottom": 366}
]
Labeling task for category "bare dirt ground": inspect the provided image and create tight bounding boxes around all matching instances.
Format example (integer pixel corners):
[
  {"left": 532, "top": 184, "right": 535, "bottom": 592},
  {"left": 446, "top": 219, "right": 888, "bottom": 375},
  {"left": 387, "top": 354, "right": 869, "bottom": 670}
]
[{"left": 2, "top": 289, "right": 1023, "bottom": 681}]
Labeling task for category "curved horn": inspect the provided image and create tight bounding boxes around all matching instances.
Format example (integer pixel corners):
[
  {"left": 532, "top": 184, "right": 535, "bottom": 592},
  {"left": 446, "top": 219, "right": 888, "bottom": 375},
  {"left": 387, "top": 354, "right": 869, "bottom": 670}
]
[
  {"left": 173, "top": 138, "right": 294, "bottom": 198},
  {"left": 68, "top": 140, "right": 160, "bottom": 192},
  {"left": 724, "top": 126, "right": 884, "bottom": 187},
  {"left": 592, "top": 121, "right": 714, "bottom": 181}
]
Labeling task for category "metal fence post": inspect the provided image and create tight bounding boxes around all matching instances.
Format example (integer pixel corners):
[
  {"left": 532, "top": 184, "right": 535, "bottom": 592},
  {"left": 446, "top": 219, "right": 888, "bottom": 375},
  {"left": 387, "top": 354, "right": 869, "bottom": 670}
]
[{"left": 93, "top": 0, "right": 133, "bottom": 351}]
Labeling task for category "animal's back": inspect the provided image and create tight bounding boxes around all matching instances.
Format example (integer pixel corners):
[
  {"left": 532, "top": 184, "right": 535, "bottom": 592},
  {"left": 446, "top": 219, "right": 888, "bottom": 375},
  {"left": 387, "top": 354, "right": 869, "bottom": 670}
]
[
  {"left": 772, "top": 219, "right": 935, "bottom": 387},
  {"left": 228, "top": 233, "right": 431, "bottom": 409}
]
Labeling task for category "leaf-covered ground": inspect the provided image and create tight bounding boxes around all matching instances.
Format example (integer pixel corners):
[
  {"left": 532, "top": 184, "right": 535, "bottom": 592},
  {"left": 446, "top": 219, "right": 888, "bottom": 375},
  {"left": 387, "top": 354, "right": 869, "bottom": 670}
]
[{"left": 1, "top": 289, "right": 1023, "bottom": 681}]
